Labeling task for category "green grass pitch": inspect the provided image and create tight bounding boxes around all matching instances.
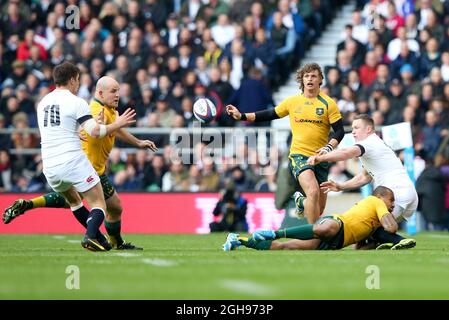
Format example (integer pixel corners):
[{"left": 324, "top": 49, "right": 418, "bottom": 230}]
[{"left": 1, "top": 232, "right": 449, "bottom": 299}]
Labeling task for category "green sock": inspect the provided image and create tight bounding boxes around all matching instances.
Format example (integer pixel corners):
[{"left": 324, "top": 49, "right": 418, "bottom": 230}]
[
  {"left": 104, "top": 220, "right": 124, "bottom": 246},
  {"left": 41, "top": 192, "right": 68, "bottom": 208},
  {"left": 238, "top": 236, "right": 272, "bottom": 250},
  {"left": 275, "top": 225, "right": 314, "bottom": 240}
]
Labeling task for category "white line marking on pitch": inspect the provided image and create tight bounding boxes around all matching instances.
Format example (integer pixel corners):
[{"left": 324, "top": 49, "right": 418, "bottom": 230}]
[
  {"left": 220, "top": 279, "right": 276, "bottom": 296},
  {"left": 426, "top": 234, "right": 449, "bottom": 239},
  {"left": 141, "top": 258, "right": 177, "bottom": 267},
  {"left": 114, "top": 253, "right": 142, "bottom": 257},
  {"left": 53, "top": 235, "right": 66, "bottom": 239},
  {"left": 67, "top": 240, "right": 80, "bottom": 244}
]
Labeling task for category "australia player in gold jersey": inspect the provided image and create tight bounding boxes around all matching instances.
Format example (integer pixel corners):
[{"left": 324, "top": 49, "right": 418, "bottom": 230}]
[
  {"left": 223, "top": 186, "right": 413, "bottom": 251},
  {"left": 3, "top": 76, "right": 157, "bottom": 250},
  {"left": 226, "top": 63, "right": 345, "bottom": 223}
]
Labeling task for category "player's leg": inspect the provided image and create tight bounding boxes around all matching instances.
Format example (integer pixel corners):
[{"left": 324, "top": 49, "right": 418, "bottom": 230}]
[
  {"left": 237, "top": 237, "right": 320, "bottom": 250},
  {"left": 318, "top": 189, "right": 327, "bottom": 216},
  {"left": 100, "top": 174, "right": 142, "bottom": 250},
  {"left": 297, "top": 170, "right": 321, "bottom": 223},
  {"left": 66, "top": 156, "right": 108, "bottom": 251},
  {"left": 373, "top": 188, "right": 418, "bottom": 250},
  {"left": 3, "top": 192, "right": 69, "bottom": 224},
  {"left": 273, "top": 239, "right": 321, "bottom": 250},
  {"left": 314, "top": 161, "right": 330, "bottom": 215},
  {"left": 78, "top": 182, "right": 108, "bottom": 251},
  {"left": 252, "top": 216, "right": 340, "bottom": 243},
  {"left": 57, "top": 184, "right": 106, "bottom": 251}
]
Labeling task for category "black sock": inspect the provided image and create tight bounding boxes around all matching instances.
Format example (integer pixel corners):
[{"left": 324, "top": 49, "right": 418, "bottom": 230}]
[
  {"left": 86, "top": 208, "right": 105, "bottom": 239},
  {"left": 104, "top": 220, "right": 124, "bottom": 246},
  {"left": 372, "top": 227, "right": 404, "bottom": 245},
  {"left": 71, "top": 205, "right": 89, "bottom": 228}
]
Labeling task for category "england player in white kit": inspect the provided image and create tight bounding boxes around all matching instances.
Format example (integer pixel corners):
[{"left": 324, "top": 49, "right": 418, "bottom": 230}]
[
  {"left": 37, "top": 62, "right": 136, "bottom": 251},
  {"left": 307, "top": 114, "right": 417, "bottom": 249}
]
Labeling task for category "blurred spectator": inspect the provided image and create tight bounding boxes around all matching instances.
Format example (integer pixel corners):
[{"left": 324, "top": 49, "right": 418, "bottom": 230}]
[
  {"left": 359, "top": 51, "right": 378, "bottom": 87},
  {"left": 419, "top": 37, "right": 441, "bottom": 79},
  {"left": 352, "top": 10, "right": 369, "bottom": 44},
  {"left": 162, "top": 159, "right": 189, "bottom": 191},
  {"left": 17, "top": 29, "right": 48, "bottom": 61},
  {"left": 1, "top": 2, "right": 28, "bottom": 39},
  {"left": 143, "top": 154, "right": 167, "bottom": 191},
  {"left": 10, "top": 112, "right": 37, "bottom": 150},
  {"left": 441, "top": 51, "right": 449, "bottom": 82},
  {"left": 211, "top": 14, "right": 235, "bottom": 49},
  {"left": 399, "top": 64, "right": 420, "bottom": 95},
  {"left": 416, "top": 110, "right": 445, "bottom": 160},
  {"left": 2, "top": 59, "right": 28, "bottom": 89},
  {"left": 270, "top": 11, "right": 296, "bottom": 85},
  {"left": 197, "top": 0, "right": 230, "bottom": 25},
  {"left": 338, "top": 85, "right": 356, "bottom": 117},
  {"left": 385, "top": 1, "right": 404, "bottom": 36},
  {"left": 200, "top": 157, "right": 220, "bottom": 191},
  {"left": 0, "top": 149, "right": 12, "bottom": 191},
  {"left": 229, "top": 67, "right": 274, "bottom": 124},
  {"left": 324, "top": 67, "right": 342, "bottom": 98},
  {"left": 416, "top": 157, "right": 447, "bottom": 231},
  {"left": 387, "top": 27, "right": 420, "bottom": 61},
  {"left": 254, "top": 166, "right": 277, "bottom": 192},
  {"left": 335, "top": 50, "right": 353, "bottom": 82},
  {"left": 252, "top": 27, "right": 276, "bottom": 82}
]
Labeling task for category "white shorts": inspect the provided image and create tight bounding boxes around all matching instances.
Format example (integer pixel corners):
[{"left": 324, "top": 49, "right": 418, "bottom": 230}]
[
  {"left": 43, "top": 154, "right": 100, "bottom": 193},
  {"left": 391, "top": 185, "right": 419, "bottom": 221}
]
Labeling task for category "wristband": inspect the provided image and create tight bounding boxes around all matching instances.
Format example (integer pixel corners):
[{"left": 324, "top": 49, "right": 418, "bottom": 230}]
[
  {"left": 240, "top": 113, "right": 247, "bottom": 121},
  {"left": 323, "top": 143, "right": 334, "bottom": 153}
]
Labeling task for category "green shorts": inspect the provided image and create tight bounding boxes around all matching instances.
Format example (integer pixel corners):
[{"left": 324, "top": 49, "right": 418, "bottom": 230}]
[
  {"left": 100, "top": 174, "right": 115, "bottom": 200},
  {"left": 288, "top": 154, "right": 329, "bottom": 184},
  {"left": 315, "top": 216, "right": 345, "bottom": 250}
]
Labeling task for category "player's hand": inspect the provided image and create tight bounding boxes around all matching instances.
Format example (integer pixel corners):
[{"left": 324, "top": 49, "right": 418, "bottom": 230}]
[
  {"left": 226, "top": 104, "right": 242, "bottom": 120},
  {"left": 315, "top": 143, "right": 333, "bottom": 156},
  {"left": 78, "top": 128, "right": 88, "bottom": 142},
  {"left": 320, "top": 180, "right": 342, "bottom": 193},
  {"left": 138, "top": 139, "right": 158, "bottom": 152},
  {"left": 307, "top": 155, "right": 320, "bottom": 165},
  {"left": 96, "top": 108, "right": 105, "bottom": 124},
  {"left": 116, "top": 108, "right": 136, "bottom": 128}
]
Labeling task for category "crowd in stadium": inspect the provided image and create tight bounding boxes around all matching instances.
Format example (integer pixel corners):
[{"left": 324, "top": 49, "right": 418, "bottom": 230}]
[{"left": 0, "top": 0, "right": 448, "bottom": 216}]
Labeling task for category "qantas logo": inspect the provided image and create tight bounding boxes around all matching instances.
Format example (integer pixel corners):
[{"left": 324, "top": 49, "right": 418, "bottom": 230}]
[
  {"left": 86, "top": 175, "right": 94, "bottom": 183},
  {"left": 294, "top": 117, "right": 322, "bottom": 124}
]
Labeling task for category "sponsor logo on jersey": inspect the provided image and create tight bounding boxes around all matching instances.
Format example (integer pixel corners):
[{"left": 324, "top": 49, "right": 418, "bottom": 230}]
[
  {"left": 86, "top": 175, "right": 94, "bottom": 183},
  {"left": 294, "top": 117, "right": 323, "bottom": 124}
]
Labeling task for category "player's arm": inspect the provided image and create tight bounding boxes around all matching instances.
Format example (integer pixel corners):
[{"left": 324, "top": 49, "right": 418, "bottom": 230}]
[
  {"left": 309, "top": 145, "right": 362, "bottom": 165},
  {"left": 226, "top": 104, "right": 280, "bottom": 122},
  {"left": 320, "top": 169, "right": 372, "bottom": 192},
  {"left": 380, "top": 213, "right": 398, "bottom": 233},
  {"left": 116, "top": 128, "right": 157, "bottom": 151},
  {"left": 315, "top": 119, "right": 346, "bottom": 155},
  {"left": 79, "top": 108, "right": 136, "bottom": 138}
]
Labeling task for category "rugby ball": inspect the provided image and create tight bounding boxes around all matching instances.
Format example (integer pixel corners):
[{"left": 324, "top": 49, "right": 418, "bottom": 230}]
[{"left": 193, "top": 98, "right": 217, "bottom": 123}]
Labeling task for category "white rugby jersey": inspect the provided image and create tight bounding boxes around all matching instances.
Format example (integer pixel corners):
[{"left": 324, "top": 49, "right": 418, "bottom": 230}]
[
  {"left": 355, "top": 133, "right": 414, "bottom": 190},
  {"left": 37, "top": 89, "right": 92, "bottom": 167}
]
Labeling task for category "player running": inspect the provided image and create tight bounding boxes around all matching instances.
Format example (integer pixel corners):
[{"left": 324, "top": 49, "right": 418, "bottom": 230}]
[
  {"left": 226, "top": 63, "right": 344, "bottom": 223},
  {"left": 3, "top": 76, "right": 156, "bottom": 250}
]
